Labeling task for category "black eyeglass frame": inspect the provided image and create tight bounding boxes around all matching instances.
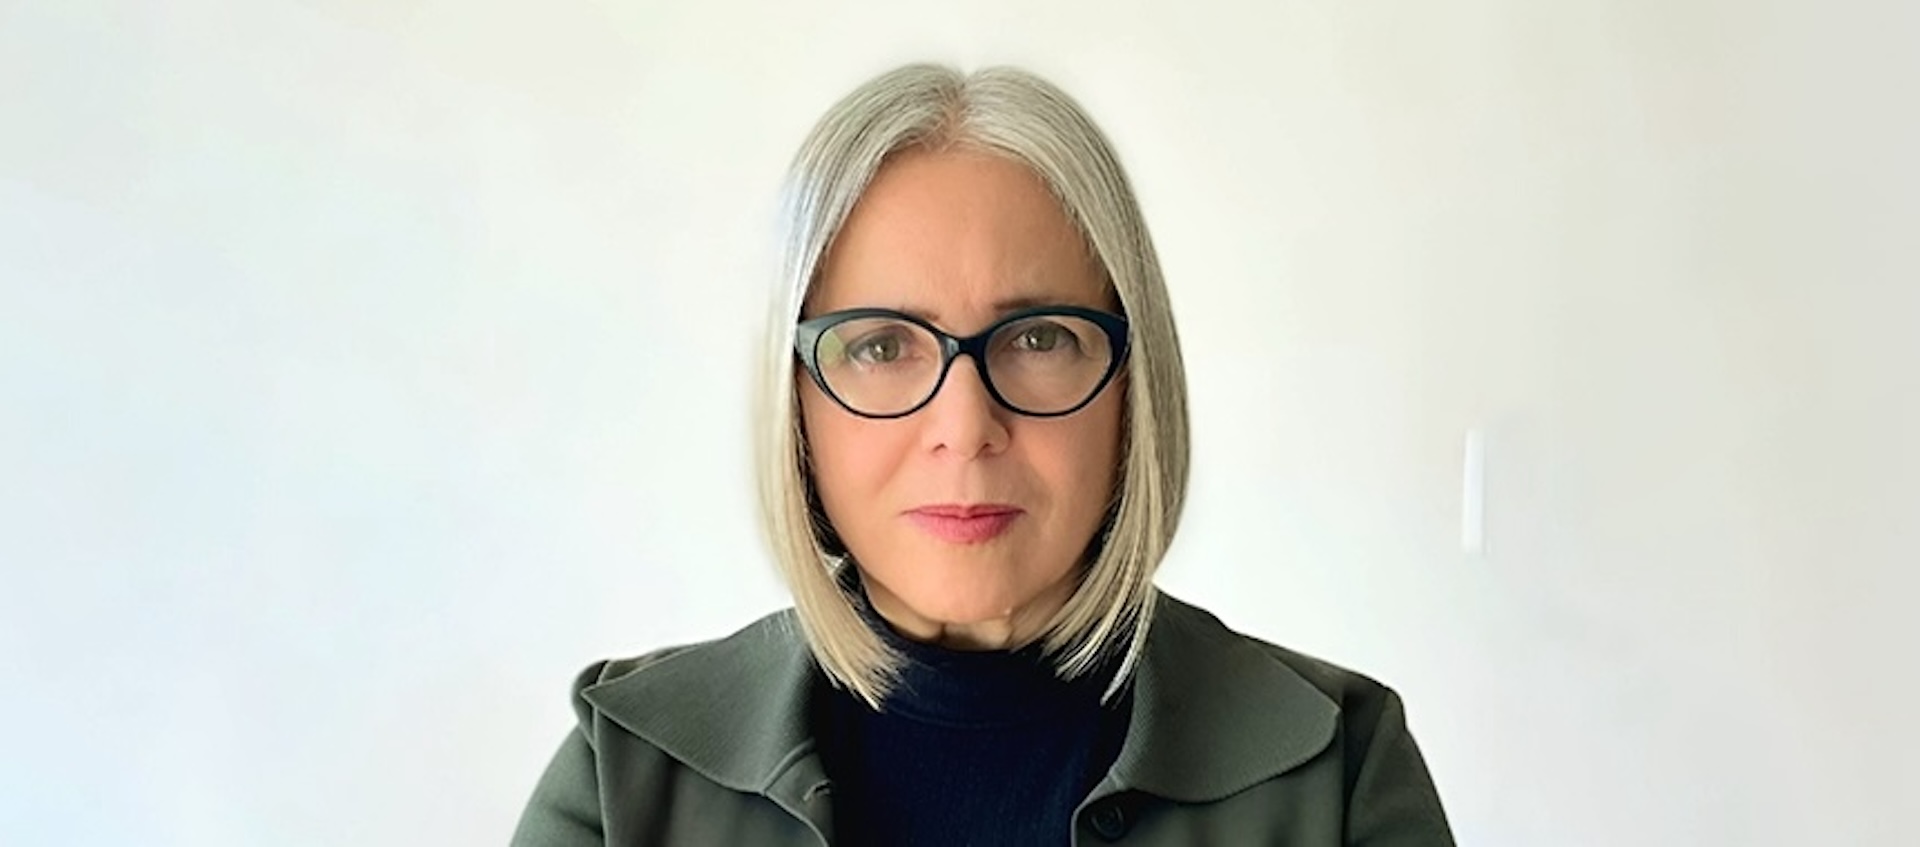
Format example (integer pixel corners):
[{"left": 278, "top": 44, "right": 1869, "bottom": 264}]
[{"left": 794, "top": 305, "right": 1131, "bottom": 420}]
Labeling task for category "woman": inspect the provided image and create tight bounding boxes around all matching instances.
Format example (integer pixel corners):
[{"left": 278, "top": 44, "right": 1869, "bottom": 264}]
[{"left": 513, "top": 63, "right": 1454, "bottom": 846}]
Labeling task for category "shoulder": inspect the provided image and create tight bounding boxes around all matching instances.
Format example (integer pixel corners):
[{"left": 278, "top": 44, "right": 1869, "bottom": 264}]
[
  {"left": 561, "top": 608, "right": 803, "bottom": 730},
  {"left": 1251, "top": 633, "right": 1400, "bottom": 715},
  {"left": 1152, "top": 593, "right": 1406, "bottom": 725},
  {"left": 1119, "top": 592, "right": 1431, "bottom": 807},
  {"left": 1146, "top": 596, "right": 1455, "bottom": 841},
  {"left": 552, "top": 607, "right": 820, "bottom": 793},
  {"left": 519, "top": 609, "right": 837, "bottom": 841},
  {"left": 1154, "top": 594, "right": 1439, "bottom": 812}
]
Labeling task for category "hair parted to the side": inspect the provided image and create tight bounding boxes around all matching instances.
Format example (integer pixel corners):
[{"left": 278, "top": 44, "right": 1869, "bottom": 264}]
[{"left": 754, "top": 63, "right": 1190, "bottom": 708}]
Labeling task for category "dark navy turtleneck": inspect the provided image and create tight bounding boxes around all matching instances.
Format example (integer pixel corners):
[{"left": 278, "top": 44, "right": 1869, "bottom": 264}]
[{"left": 812, "top": 588, "right": 1133, "bottom": 847}]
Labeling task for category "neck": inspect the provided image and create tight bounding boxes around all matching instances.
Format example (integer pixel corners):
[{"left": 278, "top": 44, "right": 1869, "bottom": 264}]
[{"left": 859, "top": 573, "right": 1076, "bottom": 651}]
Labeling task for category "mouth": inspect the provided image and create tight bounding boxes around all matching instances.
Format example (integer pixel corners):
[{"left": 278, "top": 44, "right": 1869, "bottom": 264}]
[{"left": 905, "top": 504, "right": 1024, "bottom": 544}]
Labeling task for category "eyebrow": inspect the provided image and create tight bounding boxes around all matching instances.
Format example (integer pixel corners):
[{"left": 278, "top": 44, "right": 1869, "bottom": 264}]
[{"left": 892, "top": 295, "right": 1084, "bottom": 325}]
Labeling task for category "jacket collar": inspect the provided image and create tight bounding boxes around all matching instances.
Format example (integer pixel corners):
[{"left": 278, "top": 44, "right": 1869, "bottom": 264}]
[
  {"left": 580, "top": 591, "right": 1338, "bottom": 806},
  {"left": 579, "top": 612, "right": 828, "bottom": 809},
  {"left": 1105, "top": 593, "right": 1339, "bottom": 802}
]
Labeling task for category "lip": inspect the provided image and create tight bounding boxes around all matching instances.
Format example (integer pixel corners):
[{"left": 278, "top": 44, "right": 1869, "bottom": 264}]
[{"left": 905, "top": 503, "right": 1024, "bottom": 544}]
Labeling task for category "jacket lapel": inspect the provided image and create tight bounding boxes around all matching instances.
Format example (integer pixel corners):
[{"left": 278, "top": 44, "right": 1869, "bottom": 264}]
[
  {"left": 579, "top": 610, "right": 830, "bottom": 828},
  {"left": 1104, "top": 593, "right": 1341, "bottom": 803}
]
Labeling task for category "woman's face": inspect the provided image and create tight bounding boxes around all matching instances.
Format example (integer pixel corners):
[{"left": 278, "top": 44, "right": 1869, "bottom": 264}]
[{"left": 799, "top": 148, "right": 1124, "bottom": 650}]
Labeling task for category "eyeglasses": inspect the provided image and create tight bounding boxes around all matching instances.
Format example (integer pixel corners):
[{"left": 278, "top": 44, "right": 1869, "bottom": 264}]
[{"left": 795, "top": 306, "right": 1130, "bottom": 419}]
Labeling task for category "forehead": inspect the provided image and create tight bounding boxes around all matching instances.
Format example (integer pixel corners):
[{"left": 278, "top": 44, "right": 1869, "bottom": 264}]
[{"left": 807, "top": 148, "right": 1109, "bottom": 326}]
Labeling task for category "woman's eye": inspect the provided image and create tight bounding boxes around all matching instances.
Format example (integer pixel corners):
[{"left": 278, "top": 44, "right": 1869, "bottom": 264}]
[
  {"left": 848, "top": 333, "right": 905, "bottom": 363},
  {"left": 1013, "top": 323, "right": 1074, "bottom": 353}
]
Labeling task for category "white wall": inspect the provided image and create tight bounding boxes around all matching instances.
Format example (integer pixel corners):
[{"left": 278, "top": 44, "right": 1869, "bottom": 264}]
[{"left": 4, "top": 1, "right": 1914, "bottom": 844}]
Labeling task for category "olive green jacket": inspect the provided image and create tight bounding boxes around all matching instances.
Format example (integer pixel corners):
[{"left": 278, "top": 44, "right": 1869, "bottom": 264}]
[{"left": 512, "top": 594, "right": 1455, "bottom": 846}]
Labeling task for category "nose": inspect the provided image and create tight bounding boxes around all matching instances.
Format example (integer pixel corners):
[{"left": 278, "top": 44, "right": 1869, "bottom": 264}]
[{"left": 919, "top": 354, "right": 1011, "bottom": 458}]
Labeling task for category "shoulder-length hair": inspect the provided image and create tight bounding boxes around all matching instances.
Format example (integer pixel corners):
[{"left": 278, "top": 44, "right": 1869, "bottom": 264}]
[{"left": 755, "top": 63, "right": 1190, "bottom": 708}]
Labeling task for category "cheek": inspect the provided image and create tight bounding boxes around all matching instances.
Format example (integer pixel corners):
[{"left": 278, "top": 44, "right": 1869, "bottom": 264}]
[
  {"left": 1032, "top": 394, "right": 1126, "bottom": 519},
  {"left": 798, "top": 383, "right": 894, "bottom": 504},
  {"left": 1076, "top": 391, "right": 1127, "bottom": 480}
]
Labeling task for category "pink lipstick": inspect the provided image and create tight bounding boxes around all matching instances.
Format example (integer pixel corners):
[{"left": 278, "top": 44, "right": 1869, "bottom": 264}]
[{"left": 906, "top": 504, "right": 1023, "bottom": 544}]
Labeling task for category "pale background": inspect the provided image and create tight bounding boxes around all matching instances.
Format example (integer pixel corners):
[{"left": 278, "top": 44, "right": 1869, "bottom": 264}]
[{"left": 3, "top": 1, "right": 1915, "bottom": 844}]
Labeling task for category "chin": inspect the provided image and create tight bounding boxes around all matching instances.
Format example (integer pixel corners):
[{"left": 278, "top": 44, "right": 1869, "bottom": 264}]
[
  {"left": 904, "top": 592, "right": 1025, "bottom": 627},
  {"left": 878, "top": 556, "right": 1063, "bottom": 628}
]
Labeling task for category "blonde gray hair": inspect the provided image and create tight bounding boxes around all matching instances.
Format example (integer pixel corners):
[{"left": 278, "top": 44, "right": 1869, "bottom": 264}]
[{"left": 755, "top": 63, "right": 1190, "bottom": 707}]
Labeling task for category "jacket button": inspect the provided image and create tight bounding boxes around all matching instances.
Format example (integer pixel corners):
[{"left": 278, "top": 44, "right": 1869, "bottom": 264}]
[{"left": 1088, "top": 801, "right": 1129, "bottom": 841}]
